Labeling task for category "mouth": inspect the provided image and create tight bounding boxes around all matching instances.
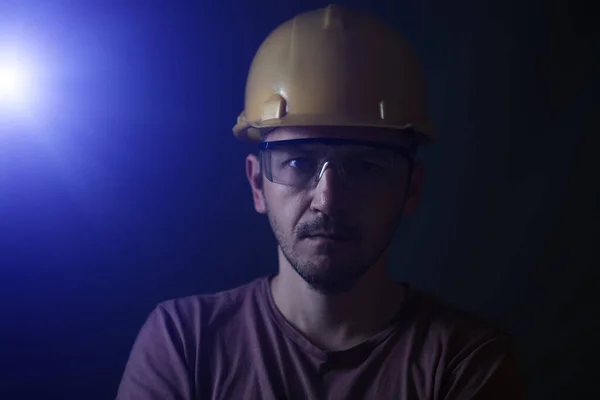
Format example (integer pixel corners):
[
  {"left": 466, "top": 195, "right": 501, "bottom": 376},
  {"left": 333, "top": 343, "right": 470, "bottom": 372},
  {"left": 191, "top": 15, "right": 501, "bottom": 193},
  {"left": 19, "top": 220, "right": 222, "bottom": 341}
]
[{"left": 305, "top": 233, "right": 354, "bottom": 241}]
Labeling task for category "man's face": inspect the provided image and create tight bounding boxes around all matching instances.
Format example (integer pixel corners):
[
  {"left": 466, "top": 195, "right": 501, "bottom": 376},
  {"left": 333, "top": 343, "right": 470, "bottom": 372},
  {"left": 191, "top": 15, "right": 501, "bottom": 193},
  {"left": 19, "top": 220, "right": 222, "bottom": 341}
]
[{"left": 246, "top": 127, "right": 424, "bottom": 294}]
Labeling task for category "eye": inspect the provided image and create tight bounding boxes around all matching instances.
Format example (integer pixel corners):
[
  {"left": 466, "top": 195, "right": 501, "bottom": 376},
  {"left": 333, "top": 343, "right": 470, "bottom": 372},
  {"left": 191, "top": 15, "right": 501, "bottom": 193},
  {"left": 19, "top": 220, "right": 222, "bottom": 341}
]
[
  {"left": 360, "top": 161, "right": 380, "bottom": 171},
  {"left": 354, "top": 159, "right": 386, "bottom": 174},
  {"left": 284, "top": 157, "right": 317, "bottom": 172}
]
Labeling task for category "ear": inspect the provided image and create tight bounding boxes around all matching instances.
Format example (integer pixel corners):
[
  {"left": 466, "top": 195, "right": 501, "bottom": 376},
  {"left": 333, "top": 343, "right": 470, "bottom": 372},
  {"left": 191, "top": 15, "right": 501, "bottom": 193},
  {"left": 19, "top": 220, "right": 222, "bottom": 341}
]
[
  {"left": 402, "top": 162, "right": 425, "bottom": 218},
  {"left": 246, "top": 154, "right": 267, "bottom": 214}
]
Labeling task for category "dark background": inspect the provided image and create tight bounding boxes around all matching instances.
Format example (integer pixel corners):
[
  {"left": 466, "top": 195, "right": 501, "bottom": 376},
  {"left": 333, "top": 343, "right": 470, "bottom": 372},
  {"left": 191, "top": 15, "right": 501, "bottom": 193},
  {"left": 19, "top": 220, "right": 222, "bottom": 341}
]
[{"left": 0, "top": 0, "right": 597, "bottom": 399}]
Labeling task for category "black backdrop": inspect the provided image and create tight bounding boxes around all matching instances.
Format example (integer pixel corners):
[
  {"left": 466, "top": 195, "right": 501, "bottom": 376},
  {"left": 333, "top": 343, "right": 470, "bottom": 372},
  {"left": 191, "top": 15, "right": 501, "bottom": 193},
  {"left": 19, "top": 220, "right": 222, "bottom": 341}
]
[{"left": 0, "top": 0, "right": 597, "bottom": 398}]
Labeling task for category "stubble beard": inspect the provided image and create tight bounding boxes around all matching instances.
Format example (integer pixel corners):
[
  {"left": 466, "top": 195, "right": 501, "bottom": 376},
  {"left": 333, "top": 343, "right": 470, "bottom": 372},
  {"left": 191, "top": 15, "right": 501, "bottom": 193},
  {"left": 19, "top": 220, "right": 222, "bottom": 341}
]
[{"left": 268, "top": 211, "right": 399, "bottom": 296}]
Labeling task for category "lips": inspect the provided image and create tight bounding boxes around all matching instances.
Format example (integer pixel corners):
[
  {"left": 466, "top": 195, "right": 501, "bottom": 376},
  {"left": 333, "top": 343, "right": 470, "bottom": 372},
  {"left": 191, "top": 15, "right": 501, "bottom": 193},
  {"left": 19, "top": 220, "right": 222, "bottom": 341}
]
[{"left": 306, "top": 232, "right": 353, "bottom": 241}]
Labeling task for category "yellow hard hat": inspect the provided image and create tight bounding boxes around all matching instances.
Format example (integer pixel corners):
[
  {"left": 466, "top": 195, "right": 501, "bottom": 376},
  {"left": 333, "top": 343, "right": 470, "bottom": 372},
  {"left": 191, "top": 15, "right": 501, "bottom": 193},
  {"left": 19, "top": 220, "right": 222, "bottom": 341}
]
[{"left": 233, "top": 4, "right": 435, "bottom": 143}]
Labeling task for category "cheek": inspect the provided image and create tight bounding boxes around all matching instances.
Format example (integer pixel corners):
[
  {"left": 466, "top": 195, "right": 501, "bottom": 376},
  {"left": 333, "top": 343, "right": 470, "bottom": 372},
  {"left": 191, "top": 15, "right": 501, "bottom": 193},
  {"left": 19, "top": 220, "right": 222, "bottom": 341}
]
[
  {"left": 356, "top": 192, "right": 404, "bottom": 229},
  {"left": 364, "top": 181, "right": 404, "bottom": 204},
  {"left": 265, "top": 187, "right": 309, "bottom": 231}
]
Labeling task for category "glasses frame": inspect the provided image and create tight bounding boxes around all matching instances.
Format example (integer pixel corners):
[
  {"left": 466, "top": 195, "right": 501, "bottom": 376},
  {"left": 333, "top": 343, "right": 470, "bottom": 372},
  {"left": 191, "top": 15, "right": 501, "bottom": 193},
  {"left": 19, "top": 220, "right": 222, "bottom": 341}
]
[{"left": 258, "top": 137, "right": 416, "bottom": 189}]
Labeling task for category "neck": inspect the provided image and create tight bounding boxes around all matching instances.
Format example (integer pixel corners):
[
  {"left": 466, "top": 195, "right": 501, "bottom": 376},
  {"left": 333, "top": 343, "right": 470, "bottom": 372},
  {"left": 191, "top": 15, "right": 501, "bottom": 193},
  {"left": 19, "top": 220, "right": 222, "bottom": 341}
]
[{"left": 270, "top": 247, "right": 405, "bottom": 351}]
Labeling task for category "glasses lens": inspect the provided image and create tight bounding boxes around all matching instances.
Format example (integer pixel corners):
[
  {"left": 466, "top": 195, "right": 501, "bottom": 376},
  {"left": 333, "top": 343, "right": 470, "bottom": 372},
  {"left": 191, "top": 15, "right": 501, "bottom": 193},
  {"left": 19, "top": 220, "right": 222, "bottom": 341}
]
[
  {"left": 341, "top": 150, "right": 395, "bottom": 181},
  {"left": 263, "top": 147, "right": 322, "bottom": 188},
  {"left": 262, "top": 141, "right": 412, "bottom": 188}
]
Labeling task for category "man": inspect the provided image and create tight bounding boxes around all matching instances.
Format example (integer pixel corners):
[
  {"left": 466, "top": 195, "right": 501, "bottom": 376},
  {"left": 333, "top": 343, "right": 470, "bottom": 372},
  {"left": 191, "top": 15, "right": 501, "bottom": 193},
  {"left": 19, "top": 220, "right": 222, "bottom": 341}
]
[{"left": 117, "top": 4, "right": 524, "bottom": 399}]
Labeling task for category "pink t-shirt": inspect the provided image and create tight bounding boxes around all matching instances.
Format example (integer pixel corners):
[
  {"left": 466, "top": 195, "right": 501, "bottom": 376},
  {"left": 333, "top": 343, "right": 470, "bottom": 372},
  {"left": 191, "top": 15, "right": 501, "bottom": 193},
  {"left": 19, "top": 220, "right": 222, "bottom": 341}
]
[{"left": 116, "top": 277, "right": 524, "bottom": 399}]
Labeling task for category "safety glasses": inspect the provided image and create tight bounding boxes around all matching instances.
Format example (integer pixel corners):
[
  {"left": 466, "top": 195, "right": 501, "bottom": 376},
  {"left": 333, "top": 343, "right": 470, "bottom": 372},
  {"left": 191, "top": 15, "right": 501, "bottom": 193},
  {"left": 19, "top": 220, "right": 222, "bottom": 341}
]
[{"left": 258, "top": 138, "right": 415, "bottom": 189}]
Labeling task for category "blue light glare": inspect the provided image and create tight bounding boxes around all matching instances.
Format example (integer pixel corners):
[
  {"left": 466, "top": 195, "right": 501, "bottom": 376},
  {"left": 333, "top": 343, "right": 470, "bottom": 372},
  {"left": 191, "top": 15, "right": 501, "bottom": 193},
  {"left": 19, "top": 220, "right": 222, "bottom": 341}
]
[{"left": 0, "top": 48, "right": 36, "bottom": 119}]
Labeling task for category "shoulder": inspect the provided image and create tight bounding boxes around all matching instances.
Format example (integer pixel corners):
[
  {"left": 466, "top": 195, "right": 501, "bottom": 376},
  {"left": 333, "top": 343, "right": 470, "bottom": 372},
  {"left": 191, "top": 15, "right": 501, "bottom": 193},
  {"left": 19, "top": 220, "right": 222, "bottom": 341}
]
[
  {"left": 407, "top": 286, "right": 508, "bottom": 335},
  {"left": 404, "top": 286, "right": 516, "bottom": 364},
  {"left": 116, "top": 279, "right": 268, "bottom": 399},
  {"left": 151, "top": 276, "right": 267, "bottom": 337},
  {"left": 403, "top": 288, "right": 525, "bottom": 398}
]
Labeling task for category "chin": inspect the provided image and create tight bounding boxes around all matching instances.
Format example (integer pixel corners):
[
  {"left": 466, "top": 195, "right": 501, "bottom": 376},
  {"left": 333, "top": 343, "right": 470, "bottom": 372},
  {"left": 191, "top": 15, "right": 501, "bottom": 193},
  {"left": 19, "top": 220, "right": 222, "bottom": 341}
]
[
  {"left": 292, "top": 258, "right": 372, "bottom": 294},
  {"left": 302, "top": 273, "right": 360, "bottom": 295}
]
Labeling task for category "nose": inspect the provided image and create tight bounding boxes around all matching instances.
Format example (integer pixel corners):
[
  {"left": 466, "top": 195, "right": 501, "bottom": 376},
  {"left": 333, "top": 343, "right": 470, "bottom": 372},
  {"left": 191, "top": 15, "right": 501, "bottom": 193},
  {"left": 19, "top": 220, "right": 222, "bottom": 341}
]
[{"left": 310, "top": 162, "right": 348, "bottom": 216}]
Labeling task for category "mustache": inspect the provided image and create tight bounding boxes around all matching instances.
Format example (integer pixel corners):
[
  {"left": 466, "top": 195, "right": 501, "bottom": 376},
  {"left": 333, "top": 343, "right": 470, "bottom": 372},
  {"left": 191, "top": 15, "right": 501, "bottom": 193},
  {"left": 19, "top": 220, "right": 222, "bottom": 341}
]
[{"left": 296, "top": 215, "right": 359, "bottom": 239}]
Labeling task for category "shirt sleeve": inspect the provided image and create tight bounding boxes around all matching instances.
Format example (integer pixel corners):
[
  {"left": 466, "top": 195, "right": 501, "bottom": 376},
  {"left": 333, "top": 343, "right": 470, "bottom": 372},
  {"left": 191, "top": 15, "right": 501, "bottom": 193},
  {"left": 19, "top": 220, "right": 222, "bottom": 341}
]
[
  {"left": 116, "top": 304, "right": 194, "bottom": 400},
  {"left": 443, "top": 333, "right": 526, "bottom": 400}
]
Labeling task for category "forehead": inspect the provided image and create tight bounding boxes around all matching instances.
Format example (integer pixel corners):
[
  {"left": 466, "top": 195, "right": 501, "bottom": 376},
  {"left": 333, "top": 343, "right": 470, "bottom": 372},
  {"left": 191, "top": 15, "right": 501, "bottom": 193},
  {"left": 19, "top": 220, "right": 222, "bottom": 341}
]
[{"left": 263, "top": 126, "right": 415, "bottom": 147}]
